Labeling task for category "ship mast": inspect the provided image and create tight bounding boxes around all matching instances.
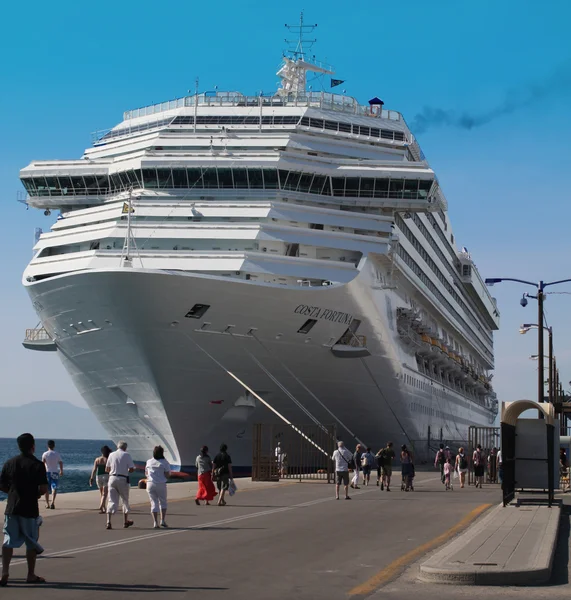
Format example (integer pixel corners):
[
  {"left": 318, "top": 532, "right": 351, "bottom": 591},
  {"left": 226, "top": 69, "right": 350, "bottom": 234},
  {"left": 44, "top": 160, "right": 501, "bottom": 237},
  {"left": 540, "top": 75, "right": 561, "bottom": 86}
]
[{"left": 277, "top": 11, "right": 333, "bottom": 97}]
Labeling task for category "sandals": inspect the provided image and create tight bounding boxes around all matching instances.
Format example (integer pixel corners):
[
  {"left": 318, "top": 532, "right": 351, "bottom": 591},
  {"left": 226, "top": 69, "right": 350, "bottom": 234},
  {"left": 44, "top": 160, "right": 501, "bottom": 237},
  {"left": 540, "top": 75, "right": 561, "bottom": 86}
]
[
  {"left": 0, "top": 576, "right": 8, "bottom": 587},
  {"left": 123, "top": 520, "right": 134, "bottom": 528},
  {"left": 26, "top": 576, "right": 46, "bottom": 584},
  {"left": 106, "top": 523, "right": 112, "bottom": 530},
  {"left": 195, "top": 499, "right": 200, "bottom": 506}
]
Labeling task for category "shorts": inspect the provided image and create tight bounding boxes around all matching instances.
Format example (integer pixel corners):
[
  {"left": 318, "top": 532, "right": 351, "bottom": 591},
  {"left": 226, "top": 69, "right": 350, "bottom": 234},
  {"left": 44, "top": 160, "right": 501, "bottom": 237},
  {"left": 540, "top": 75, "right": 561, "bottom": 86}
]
[
  {"left": 381, "top": 466, "right": 392, "bottom": 477},
  {"left": 474, "top": 465, "right": 485, "bottom": 477},
  {"left": 336, "top": 471, "right": 349, "bottom": 486},
  {"left": 47, "top": 472, "right": 59, "bottom": 491},
  {"left": 2, "top": 515, "right": 43, "bottom": 553},
  {"left": 216, "top": 474, "right": 230, "bottom": 491},
  {"left": 96, "top": 474, "right": 109, "bottom": 488},
  {"left": 362, "top": 466, "right": 371, "bottom": 476}
]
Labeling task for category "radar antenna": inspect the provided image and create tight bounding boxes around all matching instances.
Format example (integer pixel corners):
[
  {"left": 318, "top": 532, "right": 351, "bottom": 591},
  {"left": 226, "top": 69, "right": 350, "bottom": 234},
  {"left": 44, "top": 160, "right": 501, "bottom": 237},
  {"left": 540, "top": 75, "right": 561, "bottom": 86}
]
[
  {"left": 284, "top": 11, "right": 317, "bottom": 63},
  {"left": 277, "top": 12, "right": 334, "bottom": 97}
]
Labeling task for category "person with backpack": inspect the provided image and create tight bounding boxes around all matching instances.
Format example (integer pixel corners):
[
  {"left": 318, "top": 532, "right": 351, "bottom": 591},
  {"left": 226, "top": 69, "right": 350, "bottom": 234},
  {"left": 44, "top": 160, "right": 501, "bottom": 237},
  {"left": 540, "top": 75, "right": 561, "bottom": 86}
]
[
  {"left": 434, "top": 444, "right": 446, "bottom": 484},
  {"left": 472, "top": 444, "right": 485, "bottom": 488},
  {"left": 332, "top": 441, "right": 353, "bottom": 500},
  {"left": 455, "top": 446, "right": 469, "bottom": 488},
  {"left": 360, "top": 447, "right": 375, "bottom": 486},
  {"left": 400, "top": 445, "right": 414, "bottom": 491},
  {"left": 351, "top": 444, "right": 363, "bottom": 489},
  {"left": 376, "top": 442, "right": 395, "bottom": 491},
  {"left": 212, "top": 444, "right": 233, "bottom": 506}
]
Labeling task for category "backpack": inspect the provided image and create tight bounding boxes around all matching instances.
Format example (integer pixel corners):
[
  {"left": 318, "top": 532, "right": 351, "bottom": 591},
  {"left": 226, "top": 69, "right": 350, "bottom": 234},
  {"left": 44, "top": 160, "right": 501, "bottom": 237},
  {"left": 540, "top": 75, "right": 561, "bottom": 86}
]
[
  {"left": 474, "top": 450, "right": 482, "bottom": 466},
  {"left": 459, "top": 454, "right": 468, "bottom": 470}
]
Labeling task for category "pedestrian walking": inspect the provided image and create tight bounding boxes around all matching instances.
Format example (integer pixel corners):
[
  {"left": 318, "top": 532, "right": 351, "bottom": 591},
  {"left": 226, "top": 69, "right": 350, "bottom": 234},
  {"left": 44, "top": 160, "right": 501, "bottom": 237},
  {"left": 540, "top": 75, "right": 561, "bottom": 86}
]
[
  {"left": 351, "top": 443, "right": 363, "bottom": 489},
  {"left": 400, "top": 445, "right": 414, "bottom": 491},
  {"left": 89, "top": 445, "right": 112, "bottom": 513},
  {"left": 488, "top": 447, "right": 498, "bottom": 483},
  {"left": 195, "top": 445, "right": 217, "bottom": 506},
  {"left": 212, "top": 444, "right": 233, "bottom": 506},
  {"left": 376, "top": 442, "right": 395, "bottom": 491},
  {"left": 145, "top": 446, "right": 171, "bottom": 528},
  {"left": 105, "top": 441, "right": 135, "bottom": 530},
  {"left": 497, "top": 448, "right": 503, "bottom": 484},
  {"left": 361, "top": 448, "right": 375, "bottom": 486},
  {"left": 444, "top": 458, "right": 453, "bottom": 490},
  {"left": 434, "top": 443, "right": 446, "bottom": 484},
  {"left": 332, "top": 441, "right": 353, "bottom": 500},
  {"left": 455, "top": 447, "right": 468, "bottom": 488},
  {"left": 41, "top": 440, "right": 63, "bottom": 510},
  {"left": 472, "top": 444, "right": 485, "bottom": 488},
  {"left": 0, "top": 433, "right": 48, "bottom": 587}
]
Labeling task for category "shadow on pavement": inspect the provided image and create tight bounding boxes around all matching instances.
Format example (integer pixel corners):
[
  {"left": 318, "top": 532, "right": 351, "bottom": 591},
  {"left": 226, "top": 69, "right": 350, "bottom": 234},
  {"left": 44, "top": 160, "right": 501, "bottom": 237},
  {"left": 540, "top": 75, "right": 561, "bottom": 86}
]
[
  {"left": 7, "top": 581, "right": 227, "bottom": 592},
  {"left": 548, "top": 504, "right": 570, "bottom": 586}
]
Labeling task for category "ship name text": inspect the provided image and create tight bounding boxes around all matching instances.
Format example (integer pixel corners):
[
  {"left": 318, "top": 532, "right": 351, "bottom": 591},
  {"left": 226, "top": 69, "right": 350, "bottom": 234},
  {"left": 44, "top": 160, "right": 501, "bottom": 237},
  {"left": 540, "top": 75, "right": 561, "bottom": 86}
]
[{"left": 294, "top": 304, "right": 353, "bottom": 325}]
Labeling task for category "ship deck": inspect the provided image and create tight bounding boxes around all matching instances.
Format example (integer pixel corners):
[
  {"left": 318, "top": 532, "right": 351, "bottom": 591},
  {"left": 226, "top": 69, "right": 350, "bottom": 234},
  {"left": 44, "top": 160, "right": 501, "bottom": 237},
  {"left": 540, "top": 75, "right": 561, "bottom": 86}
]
[{"left": 1, "top": 472, "right": 500, "bottom": 599}]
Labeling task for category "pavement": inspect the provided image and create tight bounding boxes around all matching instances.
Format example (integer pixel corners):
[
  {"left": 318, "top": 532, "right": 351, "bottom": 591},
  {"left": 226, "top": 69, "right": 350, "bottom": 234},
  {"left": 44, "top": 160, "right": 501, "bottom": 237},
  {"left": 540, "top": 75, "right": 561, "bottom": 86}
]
[
  {"left": 419, "top": 501, "right": 561, "bottom": 585},
  {"left": 0, "top": 470, "right": 499, "bottom": 599}
]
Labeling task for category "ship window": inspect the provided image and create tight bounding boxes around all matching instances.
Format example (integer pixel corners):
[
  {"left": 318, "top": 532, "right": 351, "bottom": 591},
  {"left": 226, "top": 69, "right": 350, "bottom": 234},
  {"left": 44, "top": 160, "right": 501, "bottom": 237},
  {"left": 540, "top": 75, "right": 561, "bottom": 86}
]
[
  {"left": 264, "top": 169, "right": 279, "bottom": 189},
  {"left": 300, "top": 117, "right": 310, "bottom": 127},
  {"left": 172, "top": 168, "right": 188, "bottom": 188},
  {"left": 394, "top": 131, "right": 405, "bottom": 141},
  {"left": 419, "top": 180, "right": 432, "bottom": 198},
  {"left": 125, "top": 170, "right": 142, "bottom": 188},
  {"left": 380, "top": 129, "right": 394, "bottom": 140},
  {"left": 370, "top": 128, "right": 380, "bottom": 138},
  {"left": 218, "top": 168, "right": 234, "bottom": 188},
  {"left": 332, "top": 177, "right": 345, "bottom": 196},
  {"left": 298, "top": 173, "right": 313, "bottom": 193},
  {"left": 185, "top": 304, "right": 210, "bottom": 319},
  {"left": 404, "top": 179, "right": 419, "bottom": 199},
  {"left": 156, "top": 168, "right": 173, "bottom": 188},
  {"left": 119, "top": 172, "right": 131, "bottom": 189},
  {"left": 232, "top": 168, "right": 248, "bottom": 189},
  {"left": 360, "top": 126, "right": 371, "bottom": 137},
  {"left": 283, "top": 171, "right": 301, "bottom": 191},
  {"left": 345, "top": 177, "right": 359, "bottom": 197},
  {"left": 142, "top": 168, "right": 159, "bottom": 188},
  {"left": 389, "top": 179, "right": 404, "bottom": 198},
  {"left": 297, "top": 319, "right": 317, "bottom": 334},
  {"left": 187, "top": 168, "right": 203, "bottom": 187},
  {"left": 57, "top": 176, "right": 74, "bottom": 194},
  {"left": 110, "top": 173, "right": 123, "bottom": 192},
  {"left": 324, "top": 120, "right": 338, "bottom": 132},
  {"left": 360, "top": 177, "right": 375, "bottom": 198},
  {"left": 248, "top": 168, "right": 263, "bottom": 189},
  {"left": 310, "top": 118, "right": 324, "bottom": 129},
  {"left": 201, "top": 167, "right": 218, "bottom": 188},
  {"left": 338, "top": 122, "right": 351, "bottom": 133},
  {"left": 310, "top": 174, "right": 327, "bottom": 195}
]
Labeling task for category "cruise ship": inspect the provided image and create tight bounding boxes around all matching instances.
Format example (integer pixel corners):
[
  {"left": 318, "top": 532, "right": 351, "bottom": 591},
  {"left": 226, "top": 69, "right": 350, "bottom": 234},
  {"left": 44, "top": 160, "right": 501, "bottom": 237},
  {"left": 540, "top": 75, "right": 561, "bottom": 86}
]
[{"left": 20, "top": 34, "right": 500, "bottom": 470}]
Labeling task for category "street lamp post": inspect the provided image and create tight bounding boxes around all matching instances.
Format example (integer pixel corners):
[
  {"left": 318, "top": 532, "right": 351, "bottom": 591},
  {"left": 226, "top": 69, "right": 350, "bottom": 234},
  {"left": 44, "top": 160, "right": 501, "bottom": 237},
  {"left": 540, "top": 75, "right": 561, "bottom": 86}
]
[
  {"left": 486, "top": 278, "right": 571, "bottom": 405},
  {"left": 521, "top": 325, "right": 554, "bottom": 403}
]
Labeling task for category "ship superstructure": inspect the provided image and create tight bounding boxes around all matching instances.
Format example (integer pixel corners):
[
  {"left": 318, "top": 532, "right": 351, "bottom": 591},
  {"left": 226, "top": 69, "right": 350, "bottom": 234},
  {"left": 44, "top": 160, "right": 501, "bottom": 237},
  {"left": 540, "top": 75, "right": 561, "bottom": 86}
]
[{"left": 20, "top": 34, "right": 499, "bottom": 469}]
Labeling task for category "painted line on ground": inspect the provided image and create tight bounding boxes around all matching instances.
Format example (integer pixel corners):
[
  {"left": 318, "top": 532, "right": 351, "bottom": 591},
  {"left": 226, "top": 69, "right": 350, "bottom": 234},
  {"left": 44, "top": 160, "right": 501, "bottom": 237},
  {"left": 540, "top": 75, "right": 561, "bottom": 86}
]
[
  {"left": 12, "top": 475, "right": 441, "bottom": 568},
  {"left": 348, "top": 502, "right": 492, "bottom": 597}
]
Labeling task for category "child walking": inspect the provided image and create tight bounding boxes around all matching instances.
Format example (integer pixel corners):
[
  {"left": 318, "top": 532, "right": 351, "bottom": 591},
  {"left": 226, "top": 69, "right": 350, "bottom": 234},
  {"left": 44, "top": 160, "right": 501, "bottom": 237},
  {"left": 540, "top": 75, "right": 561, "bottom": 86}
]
[{"left": 444, "top": 458, "right": 453, "bottom": 490}]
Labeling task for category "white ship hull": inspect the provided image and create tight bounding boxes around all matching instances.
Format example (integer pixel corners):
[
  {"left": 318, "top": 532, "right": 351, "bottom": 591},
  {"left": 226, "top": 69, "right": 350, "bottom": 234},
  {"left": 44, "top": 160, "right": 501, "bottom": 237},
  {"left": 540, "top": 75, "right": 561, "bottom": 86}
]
[{"left": 27, "top": 258, "right": 493, "bottom": 471}]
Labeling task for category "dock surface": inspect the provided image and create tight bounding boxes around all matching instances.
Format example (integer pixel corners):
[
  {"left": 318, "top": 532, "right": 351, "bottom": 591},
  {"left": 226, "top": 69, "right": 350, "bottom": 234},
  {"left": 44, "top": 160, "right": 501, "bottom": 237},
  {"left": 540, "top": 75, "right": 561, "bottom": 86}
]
[{"left": 1, "top": 473, "right": 501, "bottom": 599}]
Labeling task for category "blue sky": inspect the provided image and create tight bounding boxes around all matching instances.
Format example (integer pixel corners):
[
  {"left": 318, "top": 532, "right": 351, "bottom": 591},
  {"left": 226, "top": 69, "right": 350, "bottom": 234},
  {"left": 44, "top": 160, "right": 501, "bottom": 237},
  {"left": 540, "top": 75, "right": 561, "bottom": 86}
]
[{"left": 1, "top": 0, "right": 570, "bottom": 412}]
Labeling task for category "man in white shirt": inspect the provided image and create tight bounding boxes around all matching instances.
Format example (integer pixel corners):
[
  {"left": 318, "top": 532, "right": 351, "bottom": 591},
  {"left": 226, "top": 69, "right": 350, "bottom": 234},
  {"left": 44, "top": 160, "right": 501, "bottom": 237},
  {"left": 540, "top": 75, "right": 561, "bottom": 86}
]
[
  {"left": 42, "top": 440, "right": 63, "bottom": 510},
  {"left": 105, "top": 441, "right": 135, "bottom": 530},
  {"left": 496, "top": 449, "right": 503, "bottom": 484},
  {"left": 332, "top": 441, "right": 353, "bottom": 500},
  {"left": 275, "top": 442, "right": 284, "bottom": 475}
]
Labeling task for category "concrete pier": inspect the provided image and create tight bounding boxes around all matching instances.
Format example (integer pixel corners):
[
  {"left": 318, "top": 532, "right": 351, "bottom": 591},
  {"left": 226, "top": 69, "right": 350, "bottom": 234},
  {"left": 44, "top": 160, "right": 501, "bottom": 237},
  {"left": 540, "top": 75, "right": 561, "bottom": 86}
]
[{"left": 0, "top": 473, "right": 509, "bottom": 598}]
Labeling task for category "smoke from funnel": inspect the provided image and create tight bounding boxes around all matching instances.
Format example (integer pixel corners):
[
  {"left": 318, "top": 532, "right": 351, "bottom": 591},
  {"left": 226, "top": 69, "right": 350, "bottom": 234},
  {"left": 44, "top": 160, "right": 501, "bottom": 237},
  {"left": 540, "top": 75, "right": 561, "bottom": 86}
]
[{"left": 411, "top": 63, "right": 571, "bottom": 134}]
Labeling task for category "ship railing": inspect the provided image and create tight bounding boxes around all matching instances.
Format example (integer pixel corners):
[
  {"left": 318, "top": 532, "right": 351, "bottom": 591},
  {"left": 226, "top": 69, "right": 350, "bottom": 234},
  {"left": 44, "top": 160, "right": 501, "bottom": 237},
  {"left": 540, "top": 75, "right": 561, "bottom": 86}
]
[
  {"left": 25, "top": 328, "right": 51, "bottom": 342},
  {"left": 123, "top": 92, "right": 402, "bottom": 122}
]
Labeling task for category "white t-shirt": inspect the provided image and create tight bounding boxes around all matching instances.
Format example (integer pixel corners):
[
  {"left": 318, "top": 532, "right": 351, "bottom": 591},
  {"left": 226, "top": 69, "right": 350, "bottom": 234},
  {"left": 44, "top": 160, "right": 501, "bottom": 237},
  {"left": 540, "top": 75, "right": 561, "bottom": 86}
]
[
  {"left": 332, "top": 447, "right": 353, "bottom": 472},
  {"left": 106, "top": 449, "right": 135, "bottom": 477},
  {"left": 145, "top": 458, "right": 171, "bottom": 484},
  {"left": 42, "top": 450, "right": 62, "bottom": 473},
  {"left": 497, "top": 450, "right": 502, "bottom": 465}
]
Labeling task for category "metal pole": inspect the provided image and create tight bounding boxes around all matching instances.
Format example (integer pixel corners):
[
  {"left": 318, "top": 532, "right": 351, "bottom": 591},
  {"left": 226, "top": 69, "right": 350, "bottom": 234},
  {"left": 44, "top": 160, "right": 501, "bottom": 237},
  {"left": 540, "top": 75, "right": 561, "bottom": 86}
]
[
  {"left": 548, "top": 328, "right": 553, "bottom": 404},
  {"left": 538, "top": 283, "right": 544, "bottom": 404}
]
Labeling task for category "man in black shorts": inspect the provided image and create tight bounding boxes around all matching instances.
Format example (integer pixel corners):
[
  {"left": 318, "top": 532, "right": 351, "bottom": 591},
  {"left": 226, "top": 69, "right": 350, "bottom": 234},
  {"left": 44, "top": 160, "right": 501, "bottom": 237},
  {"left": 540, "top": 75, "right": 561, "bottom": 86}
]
[
  {"left": 1, "top": 433, "right": 48, "bottom": 587},
  {"left": 376, "top": 441, "right": 395, "bottom": 491}
]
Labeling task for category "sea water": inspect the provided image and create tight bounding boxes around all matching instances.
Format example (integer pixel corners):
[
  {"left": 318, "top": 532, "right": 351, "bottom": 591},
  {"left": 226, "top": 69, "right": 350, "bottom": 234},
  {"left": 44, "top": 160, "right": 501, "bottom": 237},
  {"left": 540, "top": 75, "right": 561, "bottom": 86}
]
[{"left": 0, "top": 438, "right": 146, "bottom": 500}]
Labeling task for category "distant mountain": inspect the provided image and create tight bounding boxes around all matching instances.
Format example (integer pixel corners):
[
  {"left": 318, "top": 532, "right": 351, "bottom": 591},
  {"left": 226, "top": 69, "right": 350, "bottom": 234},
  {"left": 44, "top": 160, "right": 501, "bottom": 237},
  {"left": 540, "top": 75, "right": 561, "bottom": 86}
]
[{"left": 0, "top": 401, "right": 108, "bottom": 439}]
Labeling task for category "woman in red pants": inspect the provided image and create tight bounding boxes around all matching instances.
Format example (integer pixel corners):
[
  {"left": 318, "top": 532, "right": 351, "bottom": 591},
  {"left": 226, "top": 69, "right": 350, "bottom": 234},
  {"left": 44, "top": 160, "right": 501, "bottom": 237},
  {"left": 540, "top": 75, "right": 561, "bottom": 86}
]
[{"left": 195, "top": 446, "right": 217, "bottom": 505}]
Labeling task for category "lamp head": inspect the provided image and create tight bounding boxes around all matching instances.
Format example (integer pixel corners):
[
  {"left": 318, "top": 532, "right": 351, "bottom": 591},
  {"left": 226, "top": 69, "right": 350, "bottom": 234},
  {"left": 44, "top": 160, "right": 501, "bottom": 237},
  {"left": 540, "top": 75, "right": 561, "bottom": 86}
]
[
  {"left": 485, "top": 278, "right": 502, "bottom": 286},
  {"left": 520, "top": 294, "right": 528, "bottom": 307}
]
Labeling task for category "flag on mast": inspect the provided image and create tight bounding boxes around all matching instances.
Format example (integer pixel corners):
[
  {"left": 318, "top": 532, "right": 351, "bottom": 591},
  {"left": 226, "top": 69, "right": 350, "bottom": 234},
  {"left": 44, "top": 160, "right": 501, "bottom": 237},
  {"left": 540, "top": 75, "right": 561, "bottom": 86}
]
[
  {"left": 122, "top": 202, "right": 135, "bottom": 214},
  {"left": 330, "top": 78, "right": 345, "bottom": 88}
]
